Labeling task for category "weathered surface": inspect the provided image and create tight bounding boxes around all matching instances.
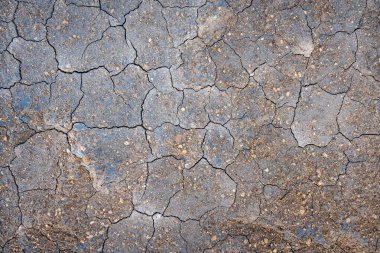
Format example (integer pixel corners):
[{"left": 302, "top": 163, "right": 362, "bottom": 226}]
[
  {"left": 147, "top": 123, "right": 205, "bottom": 168},
  {"left": 178, "top": 88, "right": 210, "bottom": 128},
  {"left": 147, "top": 215, "right": 187, "bottom": 252},
  {"left": 73, "top": 67, "right": 152, "bottom": 128},
  {"left": 14, "top": 0, "right": 54, "bottom": 41},
  {"left": 0, "top": 167, "right": 21, "bottom": 247},
  {"left": 134, "top": 157, "right": 183, "bottom": 215},
  {"left": 142, "top": 66, "right": 182, "bottom": 129},
  {"left": 162, "top": 6, "right": 198, "bottom": 47},
  {"left": 8, "top": 38, "right": 57, "bottom": 84},
  {"left": 123, "top": 0, "right": 180, "bottom": 70},
  {"left": 1, "top": 0, "right": 379, "bottom": 252},
  {"left": 0, "top": 21, "right": 16, "bottom": 52},
  {"left": 292, "top": 85, "right": 344, "bottom": 147},
  {"left": 203, "top": 123, "right": 237, "bottom": 169},
  {"left": 104, "top": 211, "right": 153, "bottom": 252},
  {"left": 172, "top": 38, "right": 216, "bottom": 91},
  {"left": 0, "top": 51, "right": 20, "bottom": 89},
  {"left": 10, "top": 130, "right": 68, "bottom": 192},
  {"left": 68, "top": 124, "right": 152, "bottom": 189},
  {"left": 210, "top": 40, "right": 249, "bottom": 90},
  {"left": 165, "top": 159, "right": 236, "bottom": 220},
  {"left": 11, "top": 73, "right": 82, "bottom": 132}
]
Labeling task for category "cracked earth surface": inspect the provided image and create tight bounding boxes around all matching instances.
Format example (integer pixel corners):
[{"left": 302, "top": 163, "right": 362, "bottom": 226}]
[{"left": 0, "top": 0, "right": 379, "bottom": 252}]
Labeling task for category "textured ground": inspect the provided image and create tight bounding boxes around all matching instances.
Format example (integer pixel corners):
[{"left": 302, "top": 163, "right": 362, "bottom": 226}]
[{"left": 0, "top": 0, "right": 379, "bottom": 252}]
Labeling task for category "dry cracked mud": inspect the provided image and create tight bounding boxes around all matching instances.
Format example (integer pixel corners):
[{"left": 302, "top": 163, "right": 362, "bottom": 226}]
[{"left": 0, "top": 0, "right": 379, "bottom": 252}]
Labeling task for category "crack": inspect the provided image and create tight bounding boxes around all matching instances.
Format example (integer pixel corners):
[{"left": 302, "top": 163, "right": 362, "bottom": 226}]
[
  {"left": 6, "top": 166, "right": 24, "bottom": 232},
  {"left": 100, "top": 226, "right": 109, "bottom": 253},
  {"left": 202, "top": 158, "right": 238, "bottom": 208},
  {"left": 0, "top": 1, "right": 378, "bottom": 251},
  {"left": 343, "top": 31, "right": 359, "bottom": 71},
  {"left": 235, "top": 0, "right": 253, "bottom": 14},
  {"left": 179, "top": 222, "right": 190, "bottom": 253},
  {"left": 289, "top": 80, "right": 303, "bottom": 146},
  {"left": 155, "top": 0, "right": 175, "bottom": 46},
  {"left": 80, "top": 25, "right": 112, "bottom": 59},
  {"left": 162, "top": 189, "right": 182, "bottom": 216},
  {"left": 222, "top": 39, "right": 250, "bottom": 89},
  {"left": 140, "top": 163, "right": 150, "bottom": 199},
  {"left": 69, "top": 73, "right": 84, "bottom": 125},
  {"left": 57, "top": 64, "right": 110, "bottom": 75},
  {"left": 144, "top": 214, "right": 155, "bottom": 253},
  {"left": 4, "top": 47, "right": 23, "bottom": 86},
  {"left": 114, "top": 0, "right": 143, "bottom": 26},
  {"left": 109, "top": 73, "right": 133, "bottom": 111},
  {"left": 194, "top": 1, "right": 207, "bottom": 42}
]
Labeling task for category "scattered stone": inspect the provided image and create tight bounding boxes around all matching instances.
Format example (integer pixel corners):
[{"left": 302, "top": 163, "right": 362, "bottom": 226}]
[
  {"left": 0, "top": 0, "right": 17, "bottom": 22},
  {"left": 0, "top": 127, "right": 13, "bottom": 167},
  {"left": 204, "top": 235, "right": 254, "bottom": 252},
  {"left": 66, "top": 0, "right": 99, "bottom": 6},
  {"left": 317, "top": 67, "right": 354, "bottom": 94},
  {"left": 254, "top": 64, "right": 301, "bottom": 107},
  {"left": 44, "top": 72, "right": 82, "bottom": 131},
  {"left": 273, "top": 105, "right": 295, "bottom": 129},
  {"left": 303, "top": 0, "right": 366, "bottom": 36},
  {"left": 275, "top": 7, "right": 314, "bottom": 57},
  {"left": 112, "top": 64, "right": 154, "bottom": 126},
  {"left": 206, "top": 87, "right": 232, "bottom": 124},
  {"left": 304, "top": 32, "right": 357, "bottom": 85},
  {"left": 100, "top": 0, "right": 141, "bottom": 25},
  {"left": 345, "top": 135, "right": 380, "bottom": 163},
  {"left": 147, "top": 67, "right": 173, "bottom": 93},
  {"left": 19, "top": 186, "right": 109, "bottom": 252},
  {"left": 226, "top": 83, "right": 275, "bottom": 149},
  {"left": 354, "top": 15, "right": 379, "bottom": 80},
  {"left": 11, "top": 82, "right": 51, "bottom": 131},
  {"left": 158, "top": 0, "right": 205, "bottom": 7},
  {"left": 0, "top": 89, "right": 35, "bottom": 148},
  {"left": 0, "top": 1, "right": 378, "bottom": 251},
  {"left": 180, "top": 220, "right": 213, "bottom": 252},
  {"left": 0, "top": 167, "right": 21, "bottom": 246},
  {"left": 81, "top": 26, "right": 135, "bottom": 75},
  {"left": 338, "top": 97, "right": 380, "bottom": 140},
  {"left": 86, "top": 181, "right": 134, "bottom": 223}
]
